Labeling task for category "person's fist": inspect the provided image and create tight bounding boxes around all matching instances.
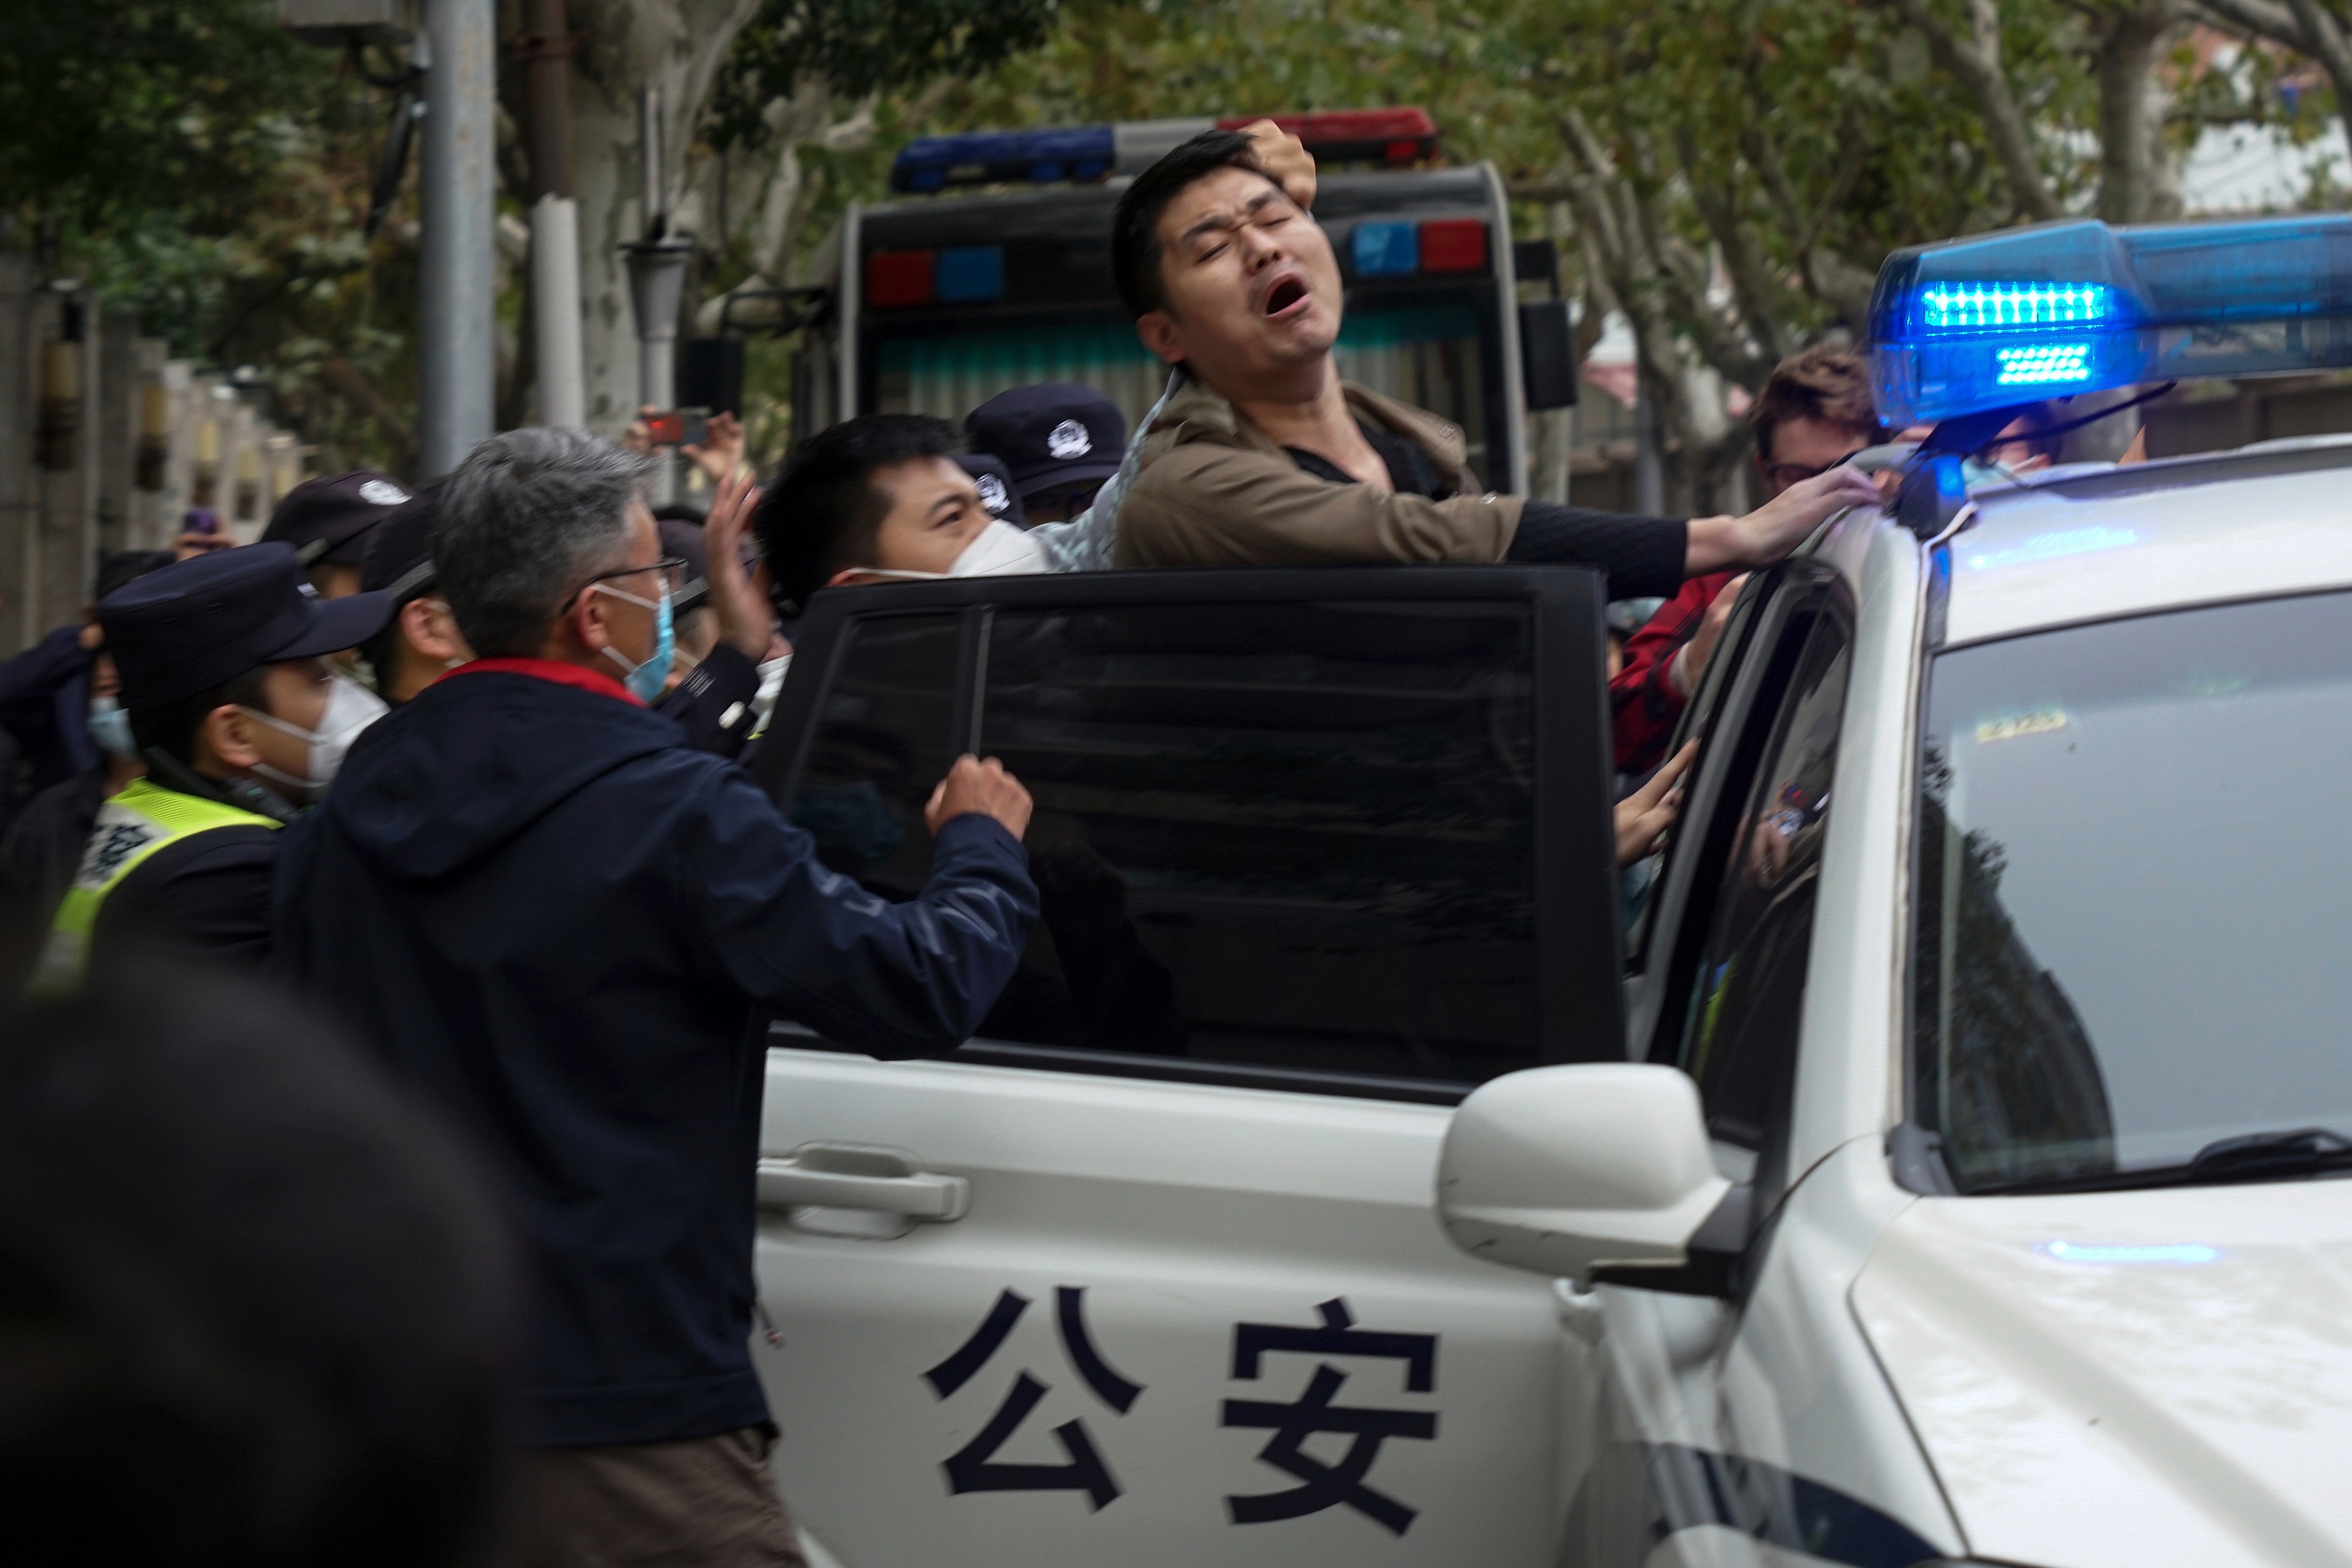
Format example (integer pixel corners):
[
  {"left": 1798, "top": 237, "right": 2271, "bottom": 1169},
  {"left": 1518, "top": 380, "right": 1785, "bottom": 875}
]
[
  {"left": 1238, "top": 118, "right": 1317, "bottom": 212},
  {"left": 1735, "top": 465, "right": 1881, "bottom": 565},
  {"left": 926, "top": 755, "right": 1034, "bottom": 842}
]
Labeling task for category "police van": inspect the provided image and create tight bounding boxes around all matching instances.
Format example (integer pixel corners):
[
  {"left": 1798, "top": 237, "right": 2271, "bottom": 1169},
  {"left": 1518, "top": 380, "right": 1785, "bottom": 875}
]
[
  {"left": 788, "top": 110, "right": 1576, "bottom": 494},
  {"left": 746, "top": 212, "right": 2352, "bottom": 1568}
]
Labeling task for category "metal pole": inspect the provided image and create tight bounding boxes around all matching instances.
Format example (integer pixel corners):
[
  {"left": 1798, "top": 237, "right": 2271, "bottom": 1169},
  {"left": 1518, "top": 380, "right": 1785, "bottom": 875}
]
[
  {"left": 521, "top": 0, "right": 583, "bottom": 429},
  {"left": 418, "top": 0, "right": 497, "bottom": 477}
]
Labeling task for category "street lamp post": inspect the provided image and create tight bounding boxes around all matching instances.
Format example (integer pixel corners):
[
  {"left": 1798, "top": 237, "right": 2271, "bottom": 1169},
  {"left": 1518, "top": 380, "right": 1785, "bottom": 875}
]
[{"left": 624, "top": 84, "right": 689, "bottom": 501}]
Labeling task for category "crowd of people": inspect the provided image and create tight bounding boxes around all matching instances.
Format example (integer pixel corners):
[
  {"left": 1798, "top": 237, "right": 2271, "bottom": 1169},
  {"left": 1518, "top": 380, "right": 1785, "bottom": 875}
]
[{"left": 2, "top": 122, "right": 1892, "bottom": 1567}]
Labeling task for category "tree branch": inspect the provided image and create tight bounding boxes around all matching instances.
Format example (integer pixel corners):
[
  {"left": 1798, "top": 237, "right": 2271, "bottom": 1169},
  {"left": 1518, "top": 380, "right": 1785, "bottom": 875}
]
[
  {"left": 1883, "top": 0, "right": 2067, "bottom": 219},
  {"left": 318, "top": 356, "right": 418, "bottom": 471}
]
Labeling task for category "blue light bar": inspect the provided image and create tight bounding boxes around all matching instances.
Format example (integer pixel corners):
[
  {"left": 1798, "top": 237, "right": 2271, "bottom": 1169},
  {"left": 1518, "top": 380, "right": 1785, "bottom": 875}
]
[
  {"left": 891, "top": 127, "right": 1116, "bottom": 194},
  {"left": 1868, "top": 216, "right": 2352, "bottom": 425}
]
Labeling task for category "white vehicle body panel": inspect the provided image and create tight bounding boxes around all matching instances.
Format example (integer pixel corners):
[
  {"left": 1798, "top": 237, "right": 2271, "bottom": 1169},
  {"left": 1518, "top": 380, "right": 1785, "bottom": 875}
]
[
  {"left": 1945, "top": 448, "right": 2352, "bottom": 648},
  {"left": 1782, "top": 511, "right": 1925, "bottom": 1185},
  {"left": 1856, "top": 1183, "right": 2352, "bottom": 1568},
  {"left": 753, "top": 1049, "right": 1575, "bottom": 1567},
  {"left": 1579, "top": 1141, "right": 1957, "bottom": 1567}
]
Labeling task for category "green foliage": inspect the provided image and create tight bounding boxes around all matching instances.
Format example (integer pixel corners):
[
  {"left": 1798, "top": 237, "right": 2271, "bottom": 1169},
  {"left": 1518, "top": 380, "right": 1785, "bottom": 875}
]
[
  {"left": 1, "top": 0, "right": 422, "bottom": 471},
  {"left": 1, "top": 0, "right": 324, "bottom": 232},
  {"left": 708, "top": 0, "right": 1068, "bottom": 151}
]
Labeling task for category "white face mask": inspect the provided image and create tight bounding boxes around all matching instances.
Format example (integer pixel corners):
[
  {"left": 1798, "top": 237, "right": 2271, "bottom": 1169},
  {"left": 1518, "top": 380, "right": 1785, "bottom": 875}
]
[
  {"left": 239, "top": 672, "right": 389, "bottom": 802},
  {"left": 857, "top": 520, "right": 1051, "bottom": 583}
]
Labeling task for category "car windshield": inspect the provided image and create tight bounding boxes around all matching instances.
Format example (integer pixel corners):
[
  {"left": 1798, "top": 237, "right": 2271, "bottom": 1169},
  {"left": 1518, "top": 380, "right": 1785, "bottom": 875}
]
[{"left": 1913, "top": 589, "right": 2352, "bottom": 1192}]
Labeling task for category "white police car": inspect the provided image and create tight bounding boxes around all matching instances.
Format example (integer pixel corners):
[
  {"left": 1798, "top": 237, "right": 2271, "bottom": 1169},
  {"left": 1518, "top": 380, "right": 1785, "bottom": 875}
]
[{"left": 747, "top": 214, "right": 2352, "bottom": 1568}]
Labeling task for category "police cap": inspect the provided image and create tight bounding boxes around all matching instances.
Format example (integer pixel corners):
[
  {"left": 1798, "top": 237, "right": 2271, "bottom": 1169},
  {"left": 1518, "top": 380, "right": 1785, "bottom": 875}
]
[
  {"left": 263, "top": 471, "right": 413, "bottom": 568},
  {"left": 953, "top": 453, "right": 1028, "bottom": 528},
  {"left": 359, "top": 481, "right": 442, "bottom": 607},
  {"left": 101, "top": 544, "right": 394, "bottom": 710},
  {"left": 965, "top": 383, "right": 1124, "bottom": 500}
]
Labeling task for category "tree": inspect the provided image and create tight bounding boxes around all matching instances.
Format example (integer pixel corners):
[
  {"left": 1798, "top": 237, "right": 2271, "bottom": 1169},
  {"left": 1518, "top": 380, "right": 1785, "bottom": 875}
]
[
  {"left": 524, "top": 0, "right": 1065, "bottom": 428},
  {"left": 3, "top": 0, "right": 424, "bottom": 470}
]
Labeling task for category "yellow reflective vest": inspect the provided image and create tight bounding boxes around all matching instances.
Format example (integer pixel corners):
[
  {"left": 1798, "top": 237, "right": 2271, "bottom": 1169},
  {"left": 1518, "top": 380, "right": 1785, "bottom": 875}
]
[{"left": 30, "top": 778, "right": 281, "bottom": 994}]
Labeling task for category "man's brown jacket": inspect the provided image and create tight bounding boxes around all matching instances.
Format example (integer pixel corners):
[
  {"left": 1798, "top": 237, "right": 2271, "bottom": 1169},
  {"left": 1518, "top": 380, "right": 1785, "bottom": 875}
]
[{"left": 1111, "top": 378, "right": 1525, "bottom": 569}]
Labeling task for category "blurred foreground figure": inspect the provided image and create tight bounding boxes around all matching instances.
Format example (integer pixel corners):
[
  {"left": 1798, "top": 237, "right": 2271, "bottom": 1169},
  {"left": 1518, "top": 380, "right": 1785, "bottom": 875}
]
[{"left": 0, "top": 964, "right": 517, "bottom": 1568}]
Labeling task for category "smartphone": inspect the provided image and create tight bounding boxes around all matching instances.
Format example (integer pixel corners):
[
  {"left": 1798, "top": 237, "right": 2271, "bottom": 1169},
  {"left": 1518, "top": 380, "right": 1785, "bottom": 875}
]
[
  {"left": 182, "top": 507, "right": 220, "bottom": 535},
  {"left": 643, "top": 408, "right": 711, "bottom": 449}
]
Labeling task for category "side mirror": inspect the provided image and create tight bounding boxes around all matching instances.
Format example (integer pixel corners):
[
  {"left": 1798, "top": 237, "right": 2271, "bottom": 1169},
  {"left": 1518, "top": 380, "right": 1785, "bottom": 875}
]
[{"left": 1437, "top": 1064, "right": 1747, "bottom": 1294}]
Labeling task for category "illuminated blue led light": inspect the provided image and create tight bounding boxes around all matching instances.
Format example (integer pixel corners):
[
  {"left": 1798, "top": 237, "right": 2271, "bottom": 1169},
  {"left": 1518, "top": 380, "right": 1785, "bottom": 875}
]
[
  {"left": 1866, "top": 215, "right": 2352, "bottom": 423},
  {"left": 1995, "top": 342, "right": 2093, "bottom": 386},
  {"left": 1917, "top": 282, "right": 2118, "bottom": 332},
  {"left": 2042, "top": 1241, "right": 2221, "bottom": 1265},
  {"left": 1964, "top": 525, "right": 2139, "bottom": 570}
]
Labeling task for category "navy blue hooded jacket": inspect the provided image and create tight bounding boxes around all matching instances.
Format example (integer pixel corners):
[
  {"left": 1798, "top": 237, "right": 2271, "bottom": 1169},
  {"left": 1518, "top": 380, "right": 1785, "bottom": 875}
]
[{"left": 274, "top": 663, "right": 1037, "bottom": 1448}]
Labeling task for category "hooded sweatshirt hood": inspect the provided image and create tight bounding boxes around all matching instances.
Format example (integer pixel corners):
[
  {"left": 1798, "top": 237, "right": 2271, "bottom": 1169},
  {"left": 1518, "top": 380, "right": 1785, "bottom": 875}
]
[{"left": 328, "top": 668, "right": 689, "bottom": 881}]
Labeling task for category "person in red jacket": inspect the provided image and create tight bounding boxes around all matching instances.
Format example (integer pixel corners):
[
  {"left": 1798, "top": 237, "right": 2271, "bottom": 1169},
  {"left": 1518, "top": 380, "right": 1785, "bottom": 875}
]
[{"left": 1612, "top": 346, "right": 1883, "bottom": 774}]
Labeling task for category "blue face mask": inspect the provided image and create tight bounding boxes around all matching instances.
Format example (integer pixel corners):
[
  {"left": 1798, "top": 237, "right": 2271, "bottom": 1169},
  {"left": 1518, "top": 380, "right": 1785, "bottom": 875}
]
[
  {"left": 596, "top": 582, "right": 675, "bottom": 703},
  {"left": 87, "top": 695, "right": 137, "bottom": 760}
]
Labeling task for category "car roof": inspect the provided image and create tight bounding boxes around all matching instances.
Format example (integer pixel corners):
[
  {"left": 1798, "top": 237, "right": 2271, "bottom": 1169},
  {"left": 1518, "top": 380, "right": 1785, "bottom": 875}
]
[{"left": 1939, "top": 435, "right": 2352, "bottom": 647}]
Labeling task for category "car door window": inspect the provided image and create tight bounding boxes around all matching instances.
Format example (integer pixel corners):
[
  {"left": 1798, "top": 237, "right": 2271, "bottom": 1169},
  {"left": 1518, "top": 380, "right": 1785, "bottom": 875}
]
[
  {"left": 1626, "top": 573, "right": 1767, "bottom": 969},
  {"left": 975, "top": 599, "right": 1542, "bottom": 1087},
  {"left": 782, "top": 613, "right": 961, "bottom": 891},
  {"left": 1674, "top": 608, "right": 1852, "bottom": 1155}
]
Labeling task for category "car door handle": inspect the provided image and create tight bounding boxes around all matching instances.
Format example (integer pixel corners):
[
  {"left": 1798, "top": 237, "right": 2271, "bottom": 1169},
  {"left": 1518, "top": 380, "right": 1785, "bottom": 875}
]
[{"left": 757, "top": 1143, "right": 970, "bottom": 1222}]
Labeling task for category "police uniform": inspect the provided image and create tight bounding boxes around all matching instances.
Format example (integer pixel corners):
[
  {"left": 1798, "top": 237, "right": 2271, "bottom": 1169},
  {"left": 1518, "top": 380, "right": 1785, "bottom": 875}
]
[
  {"left": 32, "top": 544, "right": 391, "bottom": 988},
  {"left": 649, "top": 513, "right": 764, "bottom": 760}
]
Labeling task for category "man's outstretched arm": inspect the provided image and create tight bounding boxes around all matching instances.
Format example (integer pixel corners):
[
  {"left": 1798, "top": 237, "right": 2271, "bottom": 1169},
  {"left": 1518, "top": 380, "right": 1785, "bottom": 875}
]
[{"left": 688, "top": 756, "right": 1041, "bottom": 1057}]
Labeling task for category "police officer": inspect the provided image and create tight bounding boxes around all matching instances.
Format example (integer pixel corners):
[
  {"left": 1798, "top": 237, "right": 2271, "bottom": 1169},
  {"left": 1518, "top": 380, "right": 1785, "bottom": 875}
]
[
  {"left": 355, "top": 482, "right": 473, "bottom": 706},
  {"left": 954, "top": 452, "right": 1030, "bottom": 529},
  {"left": 965, "top": 383, "right": 1127, "bottom": 522},
  {"left": 263, "top": 470, "right": 413, "bottom": 599},
  {"left": 32, "top": 545, "right": 390, "bottom": 987}
]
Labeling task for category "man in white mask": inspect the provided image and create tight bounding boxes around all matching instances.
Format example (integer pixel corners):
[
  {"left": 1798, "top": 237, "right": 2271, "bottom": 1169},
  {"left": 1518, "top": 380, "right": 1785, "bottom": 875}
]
[
  {"left": 29, "top": 543, "right": 391, "bottom": 988},
  {"left": 755, "top": 414, "right": 1048, "bottom": 613}
]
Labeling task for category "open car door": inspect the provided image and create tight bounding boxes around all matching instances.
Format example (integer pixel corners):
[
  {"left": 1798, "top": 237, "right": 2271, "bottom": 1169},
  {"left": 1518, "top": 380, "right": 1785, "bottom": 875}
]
[{"left": 745, "top": 567, "right": 1623, "bottom": 1568}]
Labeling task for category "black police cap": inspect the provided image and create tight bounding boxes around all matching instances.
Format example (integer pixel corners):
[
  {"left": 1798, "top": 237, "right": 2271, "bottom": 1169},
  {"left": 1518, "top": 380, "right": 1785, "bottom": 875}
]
[
  {"left": 263, "top": 471, "right": 413, "bottom": 568},
  {"left": 954, "top": 453, "right": 1029, "bottom": 529},
  {"left": 965, "top": 383, "right": 1125, "bottom": 499},
  {"left": 359, "top": 480, "right": 442, "bottom": 605},
  {"left": 100, "top": 544, "right": 394, "bottom": 711}
]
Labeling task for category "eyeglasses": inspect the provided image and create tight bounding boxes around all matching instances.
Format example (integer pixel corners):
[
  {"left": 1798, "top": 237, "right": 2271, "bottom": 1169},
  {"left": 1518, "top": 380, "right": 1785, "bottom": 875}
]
[{"left": 571, "top": 556, "right": 690, "bottom": 607}]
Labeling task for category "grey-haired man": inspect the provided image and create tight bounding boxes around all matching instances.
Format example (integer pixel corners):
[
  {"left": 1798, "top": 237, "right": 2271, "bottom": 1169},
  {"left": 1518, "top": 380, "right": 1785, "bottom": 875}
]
[{"left": 276, "top": 427, "right": 1040, "bottom": 1567}]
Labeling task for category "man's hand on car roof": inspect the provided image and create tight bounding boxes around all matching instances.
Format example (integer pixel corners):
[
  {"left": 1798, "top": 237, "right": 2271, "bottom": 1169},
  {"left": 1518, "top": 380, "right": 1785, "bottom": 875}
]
[{"left": 1685, "top": 465, "right": 1881, "bottom": 576}]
